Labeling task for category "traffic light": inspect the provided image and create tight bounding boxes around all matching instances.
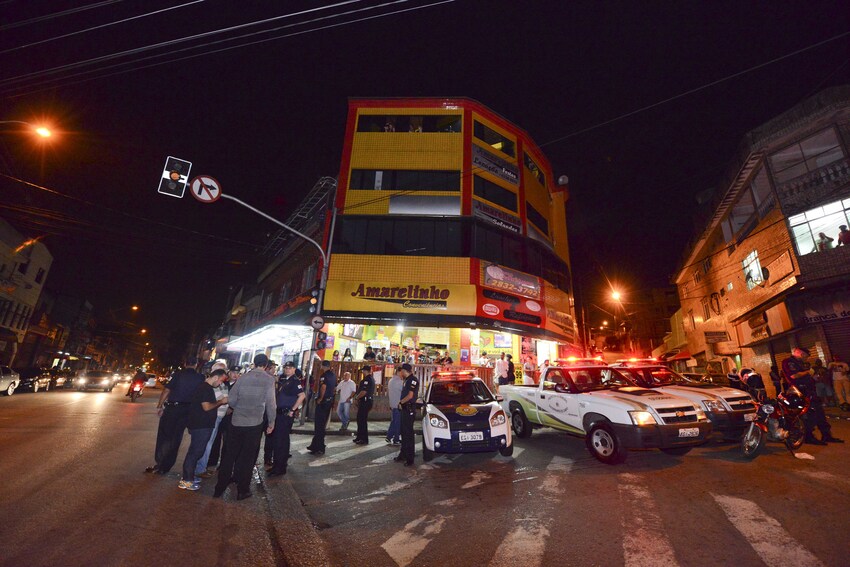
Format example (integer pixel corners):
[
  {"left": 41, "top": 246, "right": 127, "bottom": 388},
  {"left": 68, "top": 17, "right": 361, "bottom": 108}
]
[
  {"left": 157, "top": 156, "right": 192, "bottom": 198},
  {"left": 309, "top": 288, "right": 320, "bottom": 314},
  {"left": 315, "top": 331, "right": 328, "bottom": 350}
]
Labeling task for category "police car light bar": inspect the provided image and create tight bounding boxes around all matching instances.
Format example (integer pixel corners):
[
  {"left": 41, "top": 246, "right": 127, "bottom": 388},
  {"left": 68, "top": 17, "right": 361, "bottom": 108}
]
[{"left": 433, "top": 371, "right": 476, "bottom": 379}]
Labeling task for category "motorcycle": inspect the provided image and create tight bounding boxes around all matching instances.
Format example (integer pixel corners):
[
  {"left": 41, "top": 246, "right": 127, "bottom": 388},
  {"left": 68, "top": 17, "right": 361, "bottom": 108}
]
[
  {"left": 128, "top": 382, "right": 144, "bottom": 403},
  {"left": 741, "top": 384, "right": 809, "bottom": 459}
]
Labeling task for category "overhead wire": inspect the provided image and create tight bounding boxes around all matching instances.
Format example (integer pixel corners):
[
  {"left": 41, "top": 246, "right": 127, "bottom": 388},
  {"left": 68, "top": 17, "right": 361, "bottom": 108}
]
[
  {"left": 0, "top": 0, "right": 206, "bottom": 55},
  {"left": 2, "top": 0, "right": 457, "bottom": 97},
  {"left": 0, "top": 0, "right": 122, "bottom": 31}
]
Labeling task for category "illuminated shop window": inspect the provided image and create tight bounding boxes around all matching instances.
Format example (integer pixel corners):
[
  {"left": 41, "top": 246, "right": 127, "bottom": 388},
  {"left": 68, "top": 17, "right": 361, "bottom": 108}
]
[
  {"left": 473, "top": 121, "right": 515, "bottom": 157},
  {"left": 788, "top": 197, "right": 850, "bottom": 256},
  {"left": 742, "top": 250, "right": 764, "bottom": 290},
  {"left": 356, "top": 114, "right": 462, "bottom": 133}
]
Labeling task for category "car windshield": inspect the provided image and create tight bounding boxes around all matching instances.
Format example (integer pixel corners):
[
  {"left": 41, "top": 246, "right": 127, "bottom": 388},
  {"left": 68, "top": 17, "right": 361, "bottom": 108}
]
[
  {"left": 618, "top": 367, "right": 689, "bottom": 387},
  {"left": 546, "top": 367, "right": 632, "bottom": 392},
  {"left": 429, "top": 380, "right": 494, "bottom": 405}
]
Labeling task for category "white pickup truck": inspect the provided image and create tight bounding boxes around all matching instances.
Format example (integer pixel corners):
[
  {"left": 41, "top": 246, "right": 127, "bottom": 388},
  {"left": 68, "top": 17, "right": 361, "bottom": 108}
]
[{"left": 499, "top": 359, "right": 712, "bottom": 464}]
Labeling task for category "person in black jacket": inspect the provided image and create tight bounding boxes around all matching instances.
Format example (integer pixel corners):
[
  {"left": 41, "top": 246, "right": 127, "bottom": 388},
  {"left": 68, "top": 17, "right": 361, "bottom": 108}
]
[{"left": 352, "top": 365, "right": 375, "bottom": 445}]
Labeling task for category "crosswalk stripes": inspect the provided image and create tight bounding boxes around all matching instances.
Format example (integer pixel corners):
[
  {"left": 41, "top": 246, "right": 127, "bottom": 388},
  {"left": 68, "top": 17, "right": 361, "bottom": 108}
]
[
  {"left": 296, "top": 438, "right": 352, "bottom": 455},
  {"left": 618, "top": 473, "right": 679, "bottom": 567},
  {"left": 488, "top": 520, "right": 549, "bottom": 565},
  {"left": 712, "top": 494, "right": 825, "bottom": 567},
  {"left": 308, "top": 441, "right": 392, "bottom": 467},
  {"left": 381, "top": 514, "right": 450, "bottom": 567}
]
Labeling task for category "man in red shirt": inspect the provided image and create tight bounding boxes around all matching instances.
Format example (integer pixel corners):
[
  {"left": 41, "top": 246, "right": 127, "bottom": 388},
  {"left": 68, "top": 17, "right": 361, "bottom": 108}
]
[{"left": 837, "top": 225, "right": 850, "bottom": 247}]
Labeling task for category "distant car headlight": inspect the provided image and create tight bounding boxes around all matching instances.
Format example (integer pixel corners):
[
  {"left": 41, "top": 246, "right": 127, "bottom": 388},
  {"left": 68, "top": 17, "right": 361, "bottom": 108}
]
[
  {"left": 629, "top": 410, "right": 657, "bottom": 426},
  {"left": 101, "top": 379, "right": 110, "bottom": 384},
  {"left": 428, "top": 414, "right": 448, "bottom": 428},
  {"left": 702, "top": 400, "right": 726, "bottom": 412},
  {"left": 490, "top": 411, "right": 507, "bottom": 427},
  {"left": 78, "top": 378, "right": 87, "bottom": 384}
]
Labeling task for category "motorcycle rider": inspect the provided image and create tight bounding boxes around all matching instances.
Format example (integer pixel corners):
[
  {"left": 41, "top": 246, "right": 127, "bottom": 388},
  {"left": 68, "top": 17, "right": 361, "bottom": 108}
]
[
  {"left": 781, "top": 347, "right": 843, "bottom": 445},
  {"left": 127, "top": 368, "right": 147, "bottom": 397}
]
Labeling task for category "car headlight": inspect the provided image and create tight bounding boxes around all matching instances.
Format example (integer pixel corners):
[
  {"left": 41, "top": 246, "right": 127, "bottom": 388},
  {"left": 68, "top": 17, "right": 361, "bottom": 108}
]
[
  {"left": 629, "top": 410, "right": 657, "bottom": 426},
  {"left": 490, "top": 411, "right": 506, "bottom": 427},
  {"left": 702, "top": 400, "right": 726, "bottom": 412},
  {"left": 694, "top": 408, "right": 708, "bottom": 421},
  {"left": 428, "top": 414, "right": 448, "bottom": 428},
  {"left": 101, "top": 379, "right": 110, "bottom": 384},
  {"left": 79, "top": 378, "right": 87, "bottom": 384}
]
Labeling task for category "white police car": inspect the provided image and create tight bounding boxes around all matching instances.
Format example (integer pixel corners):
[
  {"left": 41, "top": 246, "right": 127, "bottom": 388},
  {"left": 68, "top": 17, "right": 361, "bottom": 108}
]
[{"left": 421, "top": 371, "right": 513, "bottom": 460}]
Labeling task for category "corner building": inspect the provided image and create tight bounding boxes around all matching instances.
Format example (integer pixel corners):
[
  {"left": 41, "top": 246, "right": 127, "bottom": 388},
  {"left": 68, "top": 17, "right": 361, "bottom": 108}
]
[{"left": 322, "top": 98, "right": 578, "bottom": 365}]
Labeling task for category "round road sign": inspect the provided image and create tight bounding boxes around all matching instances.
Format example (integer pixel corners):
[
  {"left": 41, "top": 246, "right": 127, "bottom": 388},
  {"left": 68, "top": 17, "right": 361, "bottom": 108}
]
[
  {"left": 190, "top": 175, "right": 222, "bottom": 203},
  {"left": 310, "top": 316, "right": 325, "bottom": 330}
]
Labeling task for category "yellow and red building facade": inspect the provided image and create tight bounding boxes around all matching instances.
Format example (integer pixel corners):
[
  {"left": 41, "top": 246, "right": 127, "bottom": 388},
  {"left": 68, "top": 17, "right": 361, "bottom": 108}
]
[{"left": 321, "top": 97, "right": 578, "bottom": 365}]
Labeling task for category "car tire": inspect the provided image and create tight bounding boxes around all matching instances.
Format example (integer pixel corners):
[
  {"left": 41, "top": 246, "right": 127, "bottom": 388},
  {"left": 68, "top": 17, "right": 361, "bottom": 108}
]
[
  {"left": 422, "top": 438, "right": 434, "bottom": 462},
  {"left": 499, "top": 444, "right": 514, "bottom": 457},
  {"left": 511, "top": 407, "right": 532, "bottom": 439},
  {"left": 585, "top": 422, "right": 626, "bottom": 465},
  {"left": 32, "top": 382, "right": 39, "bottom": 393},
  {"left": 5, "top": 383, "right": 15, "bottom": 396},
  {"left": 660, "top": 446, "right": 692, "bottom": 456}
]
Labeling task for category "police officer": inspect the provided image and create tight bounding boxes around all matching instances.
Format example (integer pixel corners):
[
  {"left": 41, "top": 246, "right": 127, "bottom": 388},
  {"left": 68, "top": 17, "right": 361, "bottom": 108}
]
[
  {"left": 352, "top": 365, "right": 375, "bottom": 445},
  {"left": 782, "top": 346, "right": 843, "bottom": 445},
  {"left": 268, "top": 361, "right": 305, "bottom": 476},
  {"left": 307, "top": 360, "right": 336, "bottom": 456},
  {"left": 393, "top": 363, "right": 419, "bottom": 466},
  {"left": 146, "top": 358, "right": 205, "bottom": 474}
]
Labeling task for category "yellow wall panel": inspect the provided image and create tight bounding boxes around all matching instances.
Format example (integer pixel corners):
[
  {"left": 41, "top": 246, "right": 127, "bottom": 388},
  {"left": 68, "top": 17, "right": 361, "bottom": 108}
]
[
  {"left": 329, "top": 254, "right": 470, "bottom": 284},
  {"left": 350, "top": 133, "right": 463, "bottom": 170}
]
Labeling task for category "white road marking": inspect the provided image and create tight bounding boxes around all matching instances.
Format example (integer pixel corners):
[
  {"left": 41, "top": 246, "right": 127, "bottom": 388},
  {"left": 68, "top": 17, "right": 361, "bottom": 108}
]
[
  {"left": 488, "top": 520, "right": 548, "bottom": 565},
  {"left": 323, "top": 473, "right": 359, "bottom": 486},
  {"left": 794, "top": 452, "right": 816, "bottom": 460},
  {"left": 461, "top": 471, "right": 491, "bottom": 489},
  {"left": 369, "top": 452, "right": 401, "bottom": 465},
  {"left": 434, "top": 498, "right": 458, "bottom": 506},
  {"left": 309, "top": 442, "right": 389, "bottom": 467},
  {"left": 381, "top": 514, "right": 448, "bottom": 567},
  {"left": 541, "top": 456, "right": 573, "bottom": 495},
  {"left": 358, "top": 477, "right": 422, "bottom": 503},
  {"left": 296, "top": 438, "right": 351, "bottom": 455},
  {"left": 618, "top": 473, "right": 679, "bottom": 567},
  {"left": 712, "top": 494, "right": 824, "bottom": 567}
]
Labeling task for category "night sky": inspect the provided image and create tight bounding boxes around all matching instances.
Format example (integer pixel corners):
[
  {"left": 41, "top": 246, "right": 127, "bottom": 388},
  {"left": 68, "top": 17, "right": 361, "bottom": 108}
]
[{"left": 1, "top": 0, "right": 848, "bottom": 342}]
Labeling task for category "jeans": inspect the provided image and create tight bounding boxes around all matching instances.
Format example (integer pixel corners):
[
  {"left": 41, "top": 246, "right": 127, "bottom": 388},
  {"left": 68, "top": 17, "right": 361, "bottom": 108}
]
[
  {"left": 182, "top": 427, "right": 213, "bottom": 482},
  {"left": 337, "top": 401, "right": 351, "bottom": 428},
  {"left": 215, "top": 423, "right": 264, "bottom": 495},
  {"left": 155, "top": 404, "right": 189, "bottom": 473},
  {"left": 386, "top": 408, "right": 401, "bottom": 442},
  {"left": 208, "top": 413, "right": 231, "bottom": 468},
  {"left": 195, "top": 414, "right": 224, "bottom": 474}
]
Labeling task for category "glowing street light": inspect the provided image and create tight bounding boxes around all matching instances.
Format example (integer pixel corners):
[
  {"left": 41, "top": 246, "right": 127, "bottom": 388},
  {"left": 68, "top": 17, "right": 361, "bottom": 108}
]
[
  {"left": 140, "top": 329, "right": 147, "bottom": 334},
  {"left": 602, "top": 320, "right": 609, "bottom": 326},
  {"left": 611, "top": 290, "right": 621, "bottom": 301},
  {"left": 131, "top": 305, "right": 139, "bottom": 311},
  {"left": 0, "top": 120, "right": 54, "bottom": 139}
]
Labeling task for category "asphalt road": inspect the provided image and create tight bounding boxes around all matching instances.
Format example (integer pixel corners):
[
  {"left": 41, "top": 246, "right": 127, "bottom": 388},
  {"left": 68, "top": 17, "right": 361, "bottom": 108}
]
[{"left": 2, "top": 387, "right": 849, "bottom": 567}]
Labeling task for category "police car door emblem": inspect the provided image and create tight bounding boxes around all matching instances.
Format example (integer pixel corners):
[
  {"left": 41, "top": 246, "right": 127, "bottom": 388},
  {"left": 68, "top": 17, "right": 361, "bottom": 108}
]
[{"left": 456, "top": 405, "right": 478, "bottom": 416}]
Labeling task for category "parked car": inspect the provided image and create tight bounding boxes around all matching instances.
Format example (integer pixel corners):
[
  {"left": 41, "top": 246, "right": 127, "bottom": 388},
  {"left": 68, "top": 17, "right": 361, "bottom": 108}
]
[
  {"left": 76, "top": 370, "right": 116, "bottom": 392},
  {"left": 1, "top": 366, "right": 20, "bottom": 396},
  {"left": 48, "top": 367, "right": 75, "bottom": 389},
  {"left": 145, "top": 373, "right": 158, "bottom": 388},
  {"left": 15, "top": 367, "right": 52, "bottom": 393}
]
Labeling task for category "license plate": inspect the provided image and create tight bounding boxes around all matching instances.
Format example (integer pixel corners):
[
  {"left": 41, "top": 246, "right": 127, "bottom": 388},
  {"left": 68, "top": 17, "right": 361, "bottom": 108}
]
[
  {"left": 678, "top": 427, "right": 700, "bottom": 438},
  {"left": 459, "top": 431, "right": 484, "bottom": 442},
  {"left": 744, "top": 413, "right": 757, "bottom": 422}
]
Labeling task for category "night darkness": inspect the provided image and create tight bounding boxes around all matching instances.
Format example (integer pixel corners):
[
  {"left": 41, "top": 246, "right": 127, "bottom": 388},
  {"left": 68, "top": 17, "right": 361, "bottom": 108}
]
[{"left": 1, "top": 1, "right": 848, "bottom": 341}]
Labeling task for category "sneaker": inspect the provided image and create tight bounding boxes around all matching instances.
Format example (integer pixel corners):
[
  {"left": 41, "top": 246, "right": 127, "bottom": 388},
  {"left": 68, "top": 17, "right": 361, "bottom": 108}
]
[
  {"left": 385, "top": 438, "right": 392, "bottom": 444},
  {"left": 178, "top": 480, "right": 199, "bottom": 491},
  {"left": 392, "top": 440, "right": 401, "bottom": 446},
  {"left": 823, "top": 436, "right": 844, "bottom": 443}
]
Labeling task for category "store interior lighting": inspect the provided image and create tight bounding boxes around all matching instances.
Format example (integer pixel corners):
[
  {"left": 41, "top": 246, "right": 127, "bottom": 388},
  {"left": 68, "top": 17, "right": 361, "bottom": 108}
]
[{"left": 226, "top": 324, "right": 313, "bottom": 351}]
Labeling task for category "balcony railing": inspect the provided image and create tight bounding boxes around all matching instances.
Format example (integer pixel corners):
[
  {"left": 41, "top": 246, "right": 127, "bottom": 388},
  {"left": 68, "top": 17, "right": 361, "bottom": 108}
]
[{"left": 776, "top": 157, "right": 850, "bottom": 213}]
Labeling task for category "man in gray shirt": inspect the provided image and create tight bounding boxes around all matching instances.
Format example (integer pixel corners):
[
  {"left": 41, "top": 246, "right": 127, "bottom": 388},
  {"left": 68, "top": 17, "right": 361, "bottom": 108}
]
[
  {"left": 214, "top": 353, "right": 276, "bottom": 500},
  {"left": 385, "top": 371, "right": 403, "bottom": 445}
]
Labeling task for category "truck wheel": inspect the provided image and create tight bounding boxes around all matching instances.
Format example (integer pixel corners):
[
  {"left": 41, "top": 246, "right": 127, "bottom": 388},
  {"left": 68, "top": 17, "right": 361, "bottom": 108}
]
[
  {"left": 499, "top": 444, "right": 514, "bottom": 457},
  {"left": 422, "top": 438, "right": 434, "bottom": 462},
  {"left": 660, "top": 447, "right": 692, "bottom": 456},
  {"left": 511, "top": 408, "right": 532, "bottom": 439},
  {"left": 585, "top": 422, "right": 626, "bottom": 464}
]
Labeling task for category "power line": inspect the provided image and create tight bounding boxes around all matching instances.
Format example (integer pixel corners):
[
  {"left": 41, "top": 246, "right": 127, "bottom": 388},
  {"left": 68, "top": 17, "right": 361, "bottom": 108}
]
[
  {"left": 0, "top": 0, "right": 122, "bottom": 31},
  {"left": 0, "top": 0, "right": 206, "bottom": 55}
]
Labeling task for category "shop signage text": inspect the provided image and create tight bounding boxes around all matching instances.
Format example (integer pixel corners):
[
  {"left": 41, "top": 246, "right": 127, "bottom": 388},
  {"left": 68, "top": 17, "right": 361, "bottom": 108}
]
[
  {"left": 472, "top": 145, "right": 519, "bottom": 185},
  {"left": 483, "top": 262, "right": 541, "bottom": 299},
  {"left": 704, "top": 330, "right": 731, "bottom": 343},
  {"left": 351, "top": 283, "right": 450, "bottom": 308},
  {"left": 472, "top": 200, "right": 521, "bottom": 233}
]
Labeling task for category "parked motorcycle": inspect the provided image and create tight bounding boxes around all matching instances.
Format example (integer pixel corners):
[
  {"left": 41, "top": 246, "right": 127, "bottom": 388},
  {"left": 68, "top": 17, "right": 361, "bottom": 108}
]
[
  {"left": 128, "top": 382, "right": 144, "bottom": 402},
  {"left": 741, "top": 385, "right": 809, "bottom": 459}
]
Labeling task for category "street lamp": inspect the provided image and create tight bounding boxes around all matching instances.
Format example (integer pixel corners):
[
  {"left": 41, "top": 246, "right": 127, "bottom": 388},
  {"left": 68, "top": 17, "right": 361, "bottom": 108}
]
[
  {"left": 140, "top": 329, "right": 147, "bottom": 334},
  {"left": 0, "top": 120, "right": 53, "bottom": 138},
  {"left": 611, "top": 290, "right": 621, "bottom": 302}
]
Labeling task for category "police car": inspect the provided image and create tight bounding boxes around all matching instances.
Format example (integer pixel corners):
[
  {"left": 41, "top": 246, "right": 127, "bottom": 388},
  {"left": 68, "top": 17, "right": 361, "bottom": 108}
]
[{"left": 420, "top": 371, "right": 513, "bottom": 461}]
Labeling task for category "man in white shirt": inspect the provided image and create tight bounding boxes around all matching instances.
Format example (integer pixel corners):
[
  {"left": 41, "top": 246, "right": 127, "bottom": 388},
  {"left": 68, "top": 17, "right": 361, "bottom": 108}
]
[
  {"left": 494, "top": 353, "right": 509, "bottom": 391},
  {"left": 522, "top": 356, "right": 536, "bottom": 385},
  {"left": 335, "top": 372, "right": 357, "bottom": 431},
  {"left": 829, "top": 355, "right": 850, "bottom": 411},
  {"left": 477, "top": 351, "right": 491, "bottom": 367}
]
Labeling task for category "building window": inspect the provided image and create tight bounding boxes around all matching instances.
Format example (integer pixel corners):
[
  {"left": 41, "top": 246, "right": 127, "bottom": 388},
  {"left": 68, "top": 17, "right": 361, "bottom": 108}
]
[
  {"left": 350, "top": 169, "right": 461, "bottom": 192},
  {"left": 693, "top": 271, "right": 702, "bottom": 285},
  {"left": 742, "top": 250, "right": 764, "bottom": 290},
  {"left": 701, "top": 297, "right": 711, "bottom": 321},
  {"left": 687, "top": 309, "right": 695, "bottom": 331},
  {"left": 768, "top": 127, "right": 844, "bottom": 184},
  {"left": 523, "top": 153, "right": 546, "bottom": 186},
  {"left": 526, "top": 202, "right": 549, "bottom": 235},
  {"left": 17, "top": 262, "right": 28, "bottom": 275},
  {"left": 278, "top": 281, "right": 292, "bottom": 304},
  {"left": 35, "top": 268, "right": 45, "bottom": 284},
  {"left": 720, "top": 167, "right": 777, "bottom": 243},
  {"left": 788, "top": 197, "right": 850, "bottom": 256},
  {"left": 262, "top": 293, "right": 273, "bottom": 314},
  {"left": 473, "top": 121, "right": 515, "bottom": 157},
  {"left": 473, "top": 175, "right": 517, "bottom": 212},
  {"left": 356, "top": 114, "right": 462, "bottom": 133},
  {"left": 702, "top": 257, "right": 712, "bottom": 274}
]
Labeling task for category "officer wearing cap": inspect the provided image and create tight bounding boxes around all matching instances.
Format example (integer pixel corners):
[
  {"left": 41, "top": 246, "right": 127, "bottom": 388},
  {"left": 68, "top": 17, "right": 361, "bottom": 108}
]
[
  {"left": 782, "top": 346, "right": 843, "bottom": 445},
  {"left": 393, "top": 363, "right": 418, "bottom": 466},
  {"left": 352, "top": 365, "right": 375, "bottom": 444},
  {"left": 307, "top": 360, "right": 336, "bottom": 456},
  {"left": 268, "top": 361, "right": 305, "bottom": 476}
]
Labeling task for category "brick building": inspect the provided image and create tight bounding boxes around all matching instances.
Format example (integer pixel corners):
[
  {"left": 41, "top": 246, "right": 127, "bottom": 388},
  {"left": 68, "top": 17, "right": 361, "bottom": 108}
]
[{"left": 675, "top": 86, "right": 850, "bottom": 380}]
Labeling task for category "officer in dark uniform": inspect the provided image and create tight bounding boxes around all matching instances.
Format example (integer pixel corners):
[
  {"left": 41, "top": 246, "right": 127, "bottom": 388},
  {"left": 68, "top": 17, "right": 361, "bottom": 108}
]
[
  {"left": 393, "top": 363, "right": 419, "bottom": 466},
  {"left": 145, "top": 358, "right": 205, "bottom": 474},
  {"left": 268, "top": 361, "right": 305, "bottom": 476},
  {"left": 352, "top": 365, "right": 375, "bottom": 445},
  {"left": 782, "top": 346, "right": 843, "bottom": 445},
  {"left": 307, "top": 360, "right": 336, "bottom": 455}
]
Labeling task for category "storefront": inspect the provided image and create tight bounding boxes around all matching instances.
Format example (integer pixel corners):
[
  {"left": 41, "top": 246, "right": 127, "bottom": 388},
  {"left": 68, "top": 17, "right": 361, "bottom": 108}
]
[{"left": 225, "top": 324, "right": 315, "bottom": 369}]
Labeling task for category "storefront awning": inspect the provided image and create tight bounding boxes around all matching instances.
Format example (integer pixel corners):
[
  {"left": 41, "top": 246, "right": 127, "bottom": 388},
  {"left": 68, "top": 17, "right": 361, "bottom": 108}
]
[
  {"left": 667, "top": 349, "right": 692, "bottom": 361},
  {"left": 225, "top": 324, "right": 313, "bottom": 351}
]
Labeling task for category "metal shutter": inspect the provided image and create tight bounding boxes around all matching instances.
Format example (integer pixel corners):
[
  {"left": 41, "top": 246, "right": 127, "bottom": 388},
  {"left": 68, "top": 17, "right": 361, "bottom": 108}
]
[{"left": 823, "top": 320, "right": 850, "bottom": 363}]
